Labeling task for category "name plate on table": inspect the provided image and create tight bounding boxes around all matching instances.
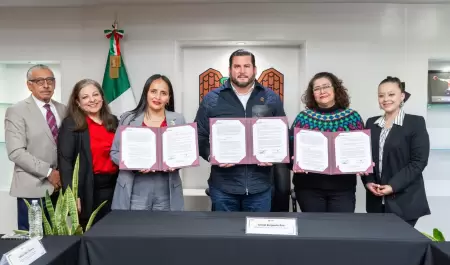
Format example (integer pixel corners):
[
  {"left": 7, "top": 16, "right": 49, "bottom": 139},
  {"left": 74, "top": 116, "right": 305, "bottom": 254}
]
[
  {"left": 245, "top": 217, "right": 298, "bottom": 236},
  {"left": 0, "top": 238, "right": 46, "bottom": 265}
]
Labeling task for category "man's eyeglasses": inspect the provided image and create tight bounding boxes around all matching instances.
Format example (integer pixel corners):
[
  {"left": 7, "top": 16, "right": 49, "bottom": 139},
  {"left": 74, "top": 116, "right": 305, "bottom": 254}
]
[{"left": 28, "top": 77, "right": 55, "bottom": 86}]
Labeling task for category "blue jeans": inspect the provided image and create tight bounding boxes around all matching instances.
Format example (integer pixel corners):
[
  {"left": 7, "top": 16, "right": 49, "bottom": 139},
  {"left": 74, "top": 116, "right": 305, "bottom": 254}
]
[{"left": 209, "top": 186, "right": 272, "bottom": 212}]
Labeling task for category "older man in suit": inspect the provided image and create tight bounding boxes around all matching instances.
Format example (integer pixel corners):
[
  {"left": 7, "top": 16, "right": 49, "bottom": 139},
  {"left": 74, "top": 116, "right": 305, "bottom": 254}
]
[{"left": 5, "top": 64, "right": 66, "bottom": 230}]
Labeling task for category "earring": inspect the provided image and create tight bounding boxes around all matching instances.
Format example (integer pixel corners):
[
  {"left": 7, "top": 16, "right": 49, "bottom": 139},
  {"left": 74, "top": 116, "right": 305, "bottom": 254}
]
[{"left": 400, "top": 101, "right": 404, "bottom": 107}]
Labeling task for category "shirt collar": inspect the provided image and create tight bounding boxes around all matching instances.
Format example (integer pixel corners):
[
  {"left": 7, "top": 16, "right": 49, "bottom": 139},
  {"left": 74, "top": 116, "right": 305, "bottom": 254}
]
[
  {"left": 230, "top": 81, "right": 255, "bottom": 95},
  {"left": 375, "top": 108, "right": 405, "bottom": 127},
  {"left": 31, "top": 94, "right": 53, "bottom": 109}
]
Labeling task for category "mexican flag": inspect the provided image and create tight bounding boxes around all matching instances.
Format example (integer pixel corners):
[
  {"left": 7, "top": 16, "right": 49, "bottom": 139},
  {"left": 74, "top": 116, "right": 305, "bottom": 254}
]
[{"left": 102, "top": 22, "right": 136, "bottom": 117}]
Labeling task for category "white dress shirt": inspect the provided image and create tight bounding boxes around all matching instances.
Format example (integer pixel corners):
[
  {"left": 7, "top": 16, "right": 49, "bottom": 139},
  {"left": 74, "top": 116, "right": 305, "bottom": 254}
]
[
  {"left": 374, "top": 108, "right": 405, "bottom": 204},
  {"left": 31, "top": 94, "right": 61, "bottom": 177},
  {"left": 32, "top": 94, "right": 62, "bottom": 128},
  {"left": 231, "top": 82, "right": 255, "bottom": 110}
]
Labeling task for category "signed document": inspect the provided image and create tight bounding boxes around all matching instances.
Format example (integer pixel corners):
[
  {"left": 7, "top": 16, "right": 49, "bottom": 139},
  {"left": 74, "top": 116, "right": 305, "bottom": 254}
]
[
  {"left": 294, "top": 129, "right": 329, "bottom": 172},
  {"left": 334, "top": 131, "right": 372, "bottom": 173},
  {"left": 119, "top": 123, "right": 200, "bottom": 170},
  {"left": 293, "top": 128, "right": 373, "bottom": 175},
  {"left": 121, "top": 127, "right": 157, "bottom": 169},
  {"left": 209, "top": 117, "right": 289, "bottom": 165},
  {"left": 162, "top": 125, "right": 199, "bottom": 169},
  {"left": 210, "top": 119, "right": 247, "bottom": 164},
  {"left": 251, "top": 118, "right": 289, "bottom": 163}
]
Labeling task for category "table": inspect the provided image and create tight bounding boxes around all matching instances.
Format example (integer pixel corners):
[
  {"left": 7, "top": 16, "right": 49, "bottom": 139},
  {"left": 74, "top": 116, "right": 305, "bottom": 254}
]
[
  {"left": 0, "top": 236, "right": 80, "bottom": 265},
  {"left": 80, "top": 211, "right": 431, "bottom": 265},
  {"left": 425, "top": 242, "right": 450, "bottom": 265}
]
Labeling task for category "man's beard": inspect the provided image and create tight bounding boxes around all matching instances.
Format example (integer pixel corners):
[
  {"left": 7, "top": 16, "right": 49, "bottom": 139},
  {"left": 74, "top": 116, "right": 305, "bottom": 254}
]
[{"left": 230, "top": 74, "right": 256, "bottom": 88}]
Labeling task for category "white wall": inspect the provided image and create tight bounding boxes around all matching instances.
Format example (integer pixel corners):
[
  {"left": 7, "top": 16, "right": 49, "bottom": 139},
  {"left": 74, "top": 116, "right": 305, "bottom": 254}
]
[{"left": 0, "top": 3, "right": 449, "bottom": 236}]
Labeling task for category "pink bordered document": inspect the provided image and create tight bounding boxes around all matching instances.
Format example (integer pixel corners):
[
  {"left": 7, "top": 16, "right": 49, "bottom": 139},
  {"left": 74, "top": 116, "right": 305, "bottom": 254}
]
[
  {"left": 248, "top": 117, "right": 290, "bottom": 164},
  {"left": 209, "top": 118, "right": 250, "bottom": 165},
  {"left": 119, "top": 122, "right": 200, "bottom": 171},
  {"left": 293, "top": 128, "right": 373, "bottom": 175},
  {"left": 209, "top": 117, "right": 289, "bottom": 165}
]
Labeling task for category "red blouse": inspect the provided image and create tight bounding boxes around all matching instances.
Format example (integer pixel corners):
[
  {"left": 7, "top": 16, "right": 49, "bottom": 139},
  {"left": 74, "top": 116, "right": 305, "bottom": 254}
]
[
  {"left": 86, "top": 117, "right": 118, "bottom": 174},
  {"left": 142, "top": 118, "right": 167, "bottom": 127}
]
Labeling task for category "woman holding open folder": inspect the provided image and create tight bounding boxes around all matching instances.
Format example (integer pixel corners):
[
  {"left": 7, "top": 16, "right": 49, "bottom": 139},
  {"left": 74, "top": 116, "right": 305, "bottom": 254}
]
[
  {"left": 363, "top": 76, "right": 430, "bottom": 227},
  {"left": 110, "top": 74, "right": 185, "bottom": 211},
  {"left": 289, "top": 72, "right": 365, "bottom": 213},
  {"left": 58, "top": 79, "right": 119, "bottom": 228}
]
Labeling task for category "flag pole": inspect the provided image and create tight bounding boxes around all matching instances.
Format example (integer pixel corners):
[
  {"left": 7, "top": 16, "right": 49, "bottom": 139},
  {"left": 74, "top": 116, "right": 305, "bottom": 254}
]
[
  {"left": 102, "top": 17, "right": 136, "bottom": 116},
  {"left": 114, "top": 11, "right": 118, "bottom": 28}
]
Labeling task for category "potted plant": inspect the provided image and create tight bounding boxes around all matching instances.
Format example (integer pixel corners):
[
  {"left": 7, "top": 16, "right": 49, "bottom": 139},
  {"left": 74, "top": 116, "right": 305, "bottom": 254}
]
[{"left": 20, "top": 155, "right": 107, "bottom": 236}]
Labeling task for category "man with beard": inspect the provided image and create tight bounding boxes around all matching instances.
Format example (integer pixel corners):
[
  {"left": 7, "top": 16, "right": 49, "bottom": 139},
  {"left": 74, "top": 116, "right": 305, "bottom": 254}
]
[{"left": 195, "top": 49, "right": 286, "bottom": 212}]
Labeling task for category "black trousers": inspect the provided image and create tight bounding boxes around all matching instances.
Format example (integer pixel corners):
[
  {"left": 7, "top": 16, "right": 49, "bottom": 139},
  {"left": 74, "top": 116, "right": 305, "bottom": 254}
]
[
  {"left": 295, "top": 188, "right": 356, "bottom": 213},
  {"left": 81, "top": 173, "right": 117, "bottom": 229},
  {"left": 271, "top": 164, "right": 291, "bottom": 212},
  {"left": 381, "top": 205, "right": 418, "bottom": 227}
]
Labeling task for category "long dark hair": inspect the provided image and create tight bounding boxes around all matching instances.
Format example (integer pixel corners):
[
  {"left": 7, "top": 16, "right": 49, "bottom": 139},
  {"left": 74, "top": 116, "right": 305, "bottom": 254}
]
[
  {"left": 302, "top": 72, "right": 350, "bottom": 110},
  {"left": 67, "top": 79, "right": 117, "bottom": 132},
  {"left": 128, "top": 74, "right": 175, "bottom": 119}
]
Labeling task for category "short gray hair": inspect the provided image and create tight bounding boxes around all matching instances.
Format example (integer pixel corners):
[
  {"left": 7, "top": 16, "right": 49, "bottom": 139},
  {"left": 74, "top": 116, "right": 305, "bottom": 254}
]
[{"left": 26, "top": 64, "right": 54, "bottom": 80}]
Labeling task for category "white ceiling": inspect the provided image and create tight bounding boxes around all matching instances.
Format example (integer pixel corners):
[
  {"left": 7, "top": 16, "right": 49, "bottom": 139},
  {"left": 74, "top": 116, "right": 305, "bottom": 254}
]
[{"left": 1, "top": 0, "right": 450, "bottom": 7}]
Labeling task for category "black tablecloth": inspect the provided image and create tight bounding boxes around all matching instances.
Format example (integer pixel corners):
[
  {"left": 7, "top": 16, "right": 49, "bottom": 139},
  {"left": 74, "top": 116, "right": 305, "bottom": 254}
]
[
  {"left": 80, "top": 211, "right": 431, "bottom": 265},
  {"left": 0, "top": 236, "right": 80, "bottom": 265},
  {"left": 425, "top": 242, "right": 450, "bottom": 265}
]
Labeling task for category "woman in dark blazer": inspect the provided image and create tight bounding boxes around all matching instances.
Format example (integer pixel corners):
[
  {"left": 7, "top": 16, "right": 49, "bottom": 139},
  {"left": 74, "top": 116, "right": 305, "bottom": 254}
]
[
  {"left": 363, "top": 76, "right": 430, "bottom": 227},
  {"left": 58, "top": 79, "right": 119, "bottom": 228}
]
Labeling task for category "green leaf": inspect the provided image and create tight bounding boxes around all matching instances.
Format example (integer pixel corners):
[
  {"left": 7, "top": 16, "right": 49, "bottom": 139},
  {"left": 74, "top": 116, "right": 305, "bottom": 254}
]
[
  {"left": 422, "top": 232, "right": 436, "bottom": 241},
  {"left": 64, "top": 221, "right": 71, "bottom": 235},
  {"left": 64, "top": 187, "right": 79, "bottom": 233},
  {"left": 86, "top": 200, "right": 108, "bottom": 231},
  {"left": 54, "top": 189, "right": 64, "bottom": 235},
  {"left": 13, "top": 230, "right": 29, "bottom": 235},
  {"left": 73, "top": 225, "right": 84, "bottom": 235},
  {"left": 61, "top": 192, "right": 69, "bottom": 235},
  {"left": 72, "top": 154, "right": 80, "bottom": 200},
  {"left": 40, "top": 199, "right": 53, "bottom": 236},
  {"left": 433, "top": 228, "right": 445, "bottom": 242},
  {"left": 22, "top": 199, "right": 31, "bottom": 209},
  {"left": 44, "top": 190, "right": 56, "bottom": 229}
]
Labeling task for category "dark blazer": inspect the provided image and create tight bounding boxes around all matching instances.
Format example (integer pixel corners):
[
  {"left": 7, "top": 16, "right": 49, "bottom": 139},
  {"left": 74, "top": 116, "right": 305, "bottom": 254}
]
[
  {"left": 57, "top": 115, "right": 118, "bottom": 220},
  {"left": 363, "top": 114, "right": 431, "bottom": 221}
]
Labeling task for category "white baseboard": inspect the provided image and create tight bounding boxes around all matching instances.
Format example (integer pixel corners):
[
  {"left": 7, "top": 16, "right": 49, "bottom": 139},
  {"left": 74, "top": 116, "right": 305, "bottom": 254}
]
[{"left": 183, "top": 188, "right": 207, "bottom": 197}]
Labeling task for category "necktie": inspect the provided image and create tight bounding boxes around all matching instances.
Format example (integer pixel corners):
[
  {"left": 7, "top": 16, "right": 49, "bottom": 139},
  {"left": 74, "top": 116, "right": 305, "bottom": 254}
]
[{"left": 44, "top": 104, "right": 58, "bottom": 142}]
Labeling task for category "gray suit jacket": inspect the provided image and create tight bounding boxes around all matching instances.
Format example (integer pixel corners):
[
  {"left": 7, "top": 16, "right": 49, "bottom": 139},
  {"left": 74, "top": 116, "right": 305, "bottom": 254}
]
[
  {"left": 5, "top": 95, "right": 67, "bottom": 198},
  {"left": 110, "top": 110, "right": 186, "bottom": 211}
]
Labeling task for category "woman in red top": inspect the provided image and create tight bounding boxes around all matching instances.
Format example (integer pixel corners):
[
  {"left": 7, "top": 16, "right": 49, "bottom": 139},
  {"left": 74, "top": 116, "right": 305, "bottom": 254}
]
[{"left": 58, "top": 79, "right": 119, "bottom": 228}]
